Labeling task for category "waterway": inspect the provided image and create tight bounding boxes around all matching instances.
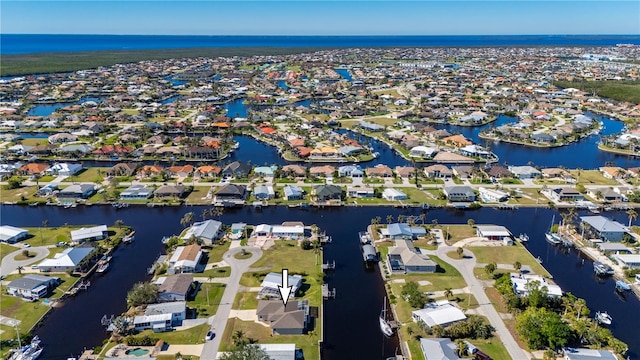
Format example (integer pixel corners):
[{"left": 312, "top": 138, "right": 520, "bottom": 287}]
[
  {"left": 1, "top": 206, "right": 638, "bottom": 359},
  {"left": 26, "top": 97, "right": 104, "bottom": 117},
  {"left": 334, "top": 69, "right": 353, "bottom": 82}
]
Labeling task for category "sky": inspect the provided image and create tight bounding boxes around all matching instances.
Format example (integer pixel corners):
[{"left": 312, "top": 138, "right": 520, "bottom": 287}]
[{"left": 1, "top": 1, "right": 639, "bottom": 36}]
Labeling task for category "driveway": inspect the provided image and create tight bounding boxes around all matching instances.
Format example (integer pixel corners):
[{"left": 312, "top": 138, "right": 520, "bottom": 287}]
[
  {"left": 435, "top": 243, "right": 532, "bottom": 360},
  {"left": 0, "top": 246, "right": 50, "bottom": 277},
  {"left": 200, "top": 246, "right": 263, "bottom": 359}
]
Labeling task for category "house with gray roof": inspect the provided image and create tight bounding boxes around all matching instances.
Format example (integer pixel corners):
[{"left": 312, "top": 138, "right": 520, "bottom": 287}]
[
  {"left": 58, "top": 184, "right": 96, "bottom": 199},
  {"left": 70, "top": 225, "right": 108, "bottom": 244},
  {"left": 157, "top": 274, "right": 193, "bottom": 302},
  {"left": 7, "top": 274, "right": 60, "bottom": 299},
  {"left": 419, "top": 338, "right": 462, "bottom": 360},
  {"left": 37, "top": 246, "right": 95, "bottom": 272},
  {"left": 181, "top": 220, "right": 222, "bottom": 246},
  {"left": 154, "top": 185, "right": 187, "bottom": 198},
  {"left": 283, "top": 185, "right": 304, "bottom": 201},
  {"left": 144, "top": 301, "right": 186, "bottom": 326},
  {"left": 120, "top": 184, "right": 154, "bottom": 200},
  {"left": 387, "top": 239, "right": 436, "bottom": 273},
  {"left": 508, "top": 165, "right": 541, "bottom": 179},
  {"left": 253, "top": 185, "right": 275, "bottom": 200},
  {"left": 380, "top": 223, "right": 426, "bottom": 240},
  {"left": 312, "top": 184, "right": 342, "bottom": 202},
  {"left": 443, "top": 185, "right": 476, "bottom": 202},
  {"left": 0, "top": 225, "right": 29, "bottom": 244},
  {"left": 257, "top": 300, "right": 310, "bottom": 335},
  {"left": 580, "top": 216, "right": 628, "bottom": 242},
  {"left": 564, "top": 348, "right": 618, "bottom": 360}
]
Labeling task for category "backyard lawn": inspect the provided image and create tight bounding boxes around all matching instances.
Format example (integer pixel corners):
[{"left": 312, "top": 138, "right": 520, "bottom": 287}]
[
  {"left": 467, "top": 244, "right": 549, "bottom": 277},
  {"left": 232, "top": 291, "right": 259, "bottom": 310},
  {"left": 569, "top": 170, "right": 619, "bottom": 185},
  {"left": 188, "top": 283, "right": 225, "bottom": 317}
]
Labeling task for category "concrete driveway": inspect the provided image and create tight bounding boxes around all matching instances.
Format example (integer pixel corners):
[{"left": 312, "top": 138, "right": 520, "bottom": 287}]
[
  {"left": 0, "top": 246, "right": 50, "bottom": 277},
  {"left": 200, "top": 246, "right": 263, "bottom": 359}
]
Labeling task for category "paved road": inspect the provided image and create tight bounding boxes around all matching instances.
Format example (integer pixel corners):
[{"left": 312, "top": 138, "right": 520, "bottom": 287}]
[
  {"left": 435, "top": 243, "right": 531, "bottom": 360},
  {"left": 200, "top": 246, "right": 263, "bottom": 359},
  {"left": 0, "top": 246, "right": 50, "bottom": 277}
]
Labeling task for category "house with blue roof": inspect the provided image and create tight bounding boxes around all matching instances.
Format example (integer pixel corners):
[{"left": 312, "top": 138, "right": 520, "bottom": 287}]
[
  {"left": 338, "top": 164, "right": 364, "bottom": 177},
  {"left": 580, "top": 216, "right": 628, "bottom": 242},
  {"left": 37, "top": 246, "right": 95, "bottom": 272},
  {"left": 283, "top": 185, "right": 305, "bottom": 201},
  {"left": 381, "top": 223, "right": 427, "bottom": 240},
  {"left": 181, "top": 220, "right": 223, "bottom": 246}
]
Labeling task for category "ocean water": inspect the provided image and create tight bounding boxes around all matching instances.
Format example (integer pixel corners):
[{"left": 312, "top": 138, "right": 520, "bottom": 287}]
[{"left": 2, "top": 34, "right": 640, "bottom": 54}]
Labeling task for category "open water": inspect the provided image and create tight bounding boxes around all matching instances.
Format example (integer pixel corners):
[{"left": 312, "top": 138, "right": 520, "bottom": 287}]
[{"left": 1, "top": 206, "right": 639, "bottom": 359}]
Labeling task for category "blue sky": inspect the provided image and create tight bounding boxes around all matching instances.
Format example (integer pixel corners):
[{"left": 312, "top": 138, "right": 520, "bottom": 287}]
[{"left": 2, "top": 1, "right": 639, "bottom": 35}]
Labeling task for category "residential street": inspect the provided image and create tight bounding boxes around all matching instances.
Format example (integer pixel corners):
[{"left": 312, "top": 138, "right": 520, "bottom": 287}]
[{"left": 0, "top": 246, "right": 50, "bottom": 277}]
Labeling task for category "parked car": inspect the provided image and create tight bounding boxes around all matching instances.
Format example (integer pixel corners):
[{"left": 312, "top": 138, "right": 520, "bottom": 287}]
[
  {"left": 205, "top": 330, "right": 215, "bottom": 341},
  {"left": 23, "top": 243, "right": 31, "bottom": 248}
]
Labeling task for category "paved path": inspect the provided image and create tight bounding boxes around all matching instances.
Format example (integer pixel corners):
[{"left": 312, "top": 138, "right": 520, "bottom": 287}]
[
  {"left": 435, "top": 242, "right": 531, "bottom": 360},
  {"left": 0, "top": 246, "right": 50, "bottom": 277},
  {"left": 200, "top": 246, "right": 262, "bottom": 360}
]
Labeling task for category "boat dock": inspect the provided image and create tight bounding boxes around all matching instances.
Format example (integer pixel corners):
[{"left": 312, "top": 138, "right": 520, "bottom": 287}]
[
  {"left": 147, "top": 254, "right": 167, "bottom": 275},
  {"left": 322, "top": 260, "right": 336, "bottom": 272},
  {"left": 66, "top": 280, "right": 91, "bottom": 296},
  {"left": 322, "top": 284, "right": 336, "bottom": 299}
]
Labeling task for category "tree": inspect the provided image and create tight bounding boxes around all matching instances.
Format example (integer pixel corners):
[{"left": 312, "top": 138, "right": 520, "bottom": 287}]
[
  {"left": 180, "top": 212, "right": 195, "bottom": 228},
  {"left": 232, "top": 329, "right": 247, "bottom": 347},
  {"left": 219, "top": 343, "right": 270, "bottom": 360},
  {"left": 444, "top": 287, "right": 453, "bottom": 300},
  {"left": 627, "top": 208, "right": 637, "bottom": 227},
  {"left": 40, "top": 219, "right": 48, "bottom": 245},
  {"left": 484, "top": 262, "right": 496, "bottom": 276},
  {"left": 126, "top": 282, "right": 159, "bottom": 307},
  {"left": 515, "top": 307, "right": 570, "bottom": 351},
  {"left": 22, "top": 250, "right": 30, "bottom": 258},
  {"left": 467, "top": 218, "right": 475, "bottom": 227},
  {"left": 6, "top": 176, "right": 23, "bottom": 190},
  {"left": 418, "top": 213, "right": 426, "bottom": 225},
  {"left": 111, "top": 315, "right": 131, "bottom": 336},
  {"left": 456, "top": 247, "right": 464, "bottom": 258},
  {"left": 17, "top": 265, "right": 24, "bottom": 275},
  {"left": 455, "top": 339, "right": 467, "bottom": 357},
  {"left": 386, "top": 215, "right": 394, "bottom": 224},
  {"left": 402, "top": 281, "right": 428, "bottom": 309},
  {"left": 513, "top": 261, "right": 522, "bottom": 273},
  {"left": 115, "top": 219, "right": 124, "bottom": 229}
]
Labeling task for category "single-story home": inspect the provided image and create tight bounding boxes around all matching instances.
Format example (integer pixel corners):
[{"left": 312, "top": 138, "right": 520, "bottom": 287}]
[
  {"left": 257, "top": 299, "right": 310, "bottom": 335},
  {"left": 253, "top": 224, "right": 305, "bottom": 240},
  {"left": 258, "top": 344, "right": 297, "bottom": 360},
  {"left": 215, "top": 184, "right": 247, "bottom": 200},
  {"left": 510, "top": 273, "right": 563, "bottom": 298},
  {"left": 346, "top": 186, "right": 375, "bottom": 198},
  {"left": 283, "top": 185, "right": 304, "bottom": 201},
  {"left": 412, "top": 302, "right": 467, "bottom": 328},
  {"left": 259, "top": 272, "right": 303, "bottom": 300},
  {"left": 254, "top": 185, "right": 275, "bottom": 200},
  {"left": 548, "top": 188, "right": 585, "bottom": 202},
  {"left": 508, "top": 165, "right": 541, "bottom": 179},
  {"left": 168, "top": 244, "right": 203, "bottom": 273},
  {"left": 387, "top": 239, "right": 436, "bottom": 273},
  {"left": 6, "top": 274, "right": 60, "bottom": 299},
  {"left": 476, "top": 225, "right": 512, "bottom": 241},
  {"left": 443, "top": 185, "right": 476, "bottom": 202},
  {"left": 564, "top": 348, "right": 618, "bottom": 360},
  {"left": 181, "top": 220, "right": 223, "bottom": 246},
  {"left": 614, "top": 254, "right": 640, "bottom": 269},
  {"left": 157, "top": 274, "right": 193, "bottom": 302},
  {"left": 154, "top": 185, "right": 187, "bottom": 198},
  {"left": 57, "top": 184, "right": 96, "bottom": 199},
  {"left": 70, "top": 225, "right": 108, "bottom": 244},
  {"left": 37, "top": 247, "right": 95, "bottom": 272},
  {"left": 419, "top": 338, "right": 462, "bottom": 360},
  {"left": 478, "top": 187, "right": 509, "bottom": 202},
  {"left": 580, "top": 216, "right": 628, "bottom": 242},
  {"left": 0, "top": 225, "right": 29, "bottom": 244},
  {"left": 382, "top": 188, "right": 408, "bottom": 201},
  {"left": 120, "top": 184, "right": 154, "bottom": 200},
  {"left": 312, "top": 185, "right": 342, "bottom": 202},
  {"left": 45, "top": 163, "right": 83, "bottom": 176},
  {"left": 380, "top": 223, "right": 427, "bottom": 240}
]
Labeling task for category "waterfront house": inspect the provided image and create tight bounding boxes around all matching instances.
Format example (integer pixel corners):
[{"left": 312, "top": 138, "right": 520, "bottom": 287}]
[
  {"left": 120, "top": 184, "right": 154, "bottom": 200},
  {"left": 70, "top": 225, "right": 108, "bottom": 244},
  {"left": 599, "top": 166, "right": 628, "bottom": 179},
  {"left": 485, "top": 165, "right": 512, "bottom": 179},
  {"left": 419, "top": 338, "right": 462, "bottom": 360},
  {"left": 580, "top": 216, "right": 628, "bottom": 242},
  {"left": 366, "top": 164, "right": 393, "bottom": 178},
  {"left": 19, "top": 163, "right": 50, "bottom": 176},
  {"left": 257, "top": 299, "right": 310, "bottom": 335},
  {"left": 395, "top": 166, "right": 416, "bottom": 178},
  {"left": 508, "top": 165, "right": 541, "bottom": 179},
  {"left": 259, "top": 272, "right": 303, "bottom": 299},
  {"left": 254, "top": 166, "right": 277, "bottom": 177},
  {"left": 133, "top": 313, "right": 173, "bottom": 332},
  {"left": 181, "top": 220, "right": 222, "bottom": 246},
  {"left": 195, "top": 165, "right": 222, "bottom": 179},
  {"left": 381, "top": 223, "right": 427, "bottom": 240},
  {"left": 586, "top": 188, "right": 623, "bottom": 202},
  {"left": 253, "top": 224, "right": 305, "bottom": 240},
  {"left": 58, "top": 184, "right": 96, "bottom": 199},
  {"left": 283, "top": 185, "right": 305, "bottom": 201},
  {"left": 154, "top": 185, "right": 187, "bottom": 199},
  {"left": 309, "top": 165, "right": 335, "bottom": 177},
  {"left": 424, "top": 164, "right": 452, "bottom": 178},
  {"left": 510, "top": 273, "right": 563, "bottom": 298},
  {"left": 222, "top": 161, "right": 252, "bottom": 178},
  {"left": 432, "top": 151, "right": 474, "bottom": 164},
  {"left": 215, "top": 184, "right": 247, "bottom": 201},
  {"left": 412, "top": 302, "right": 467, "bottom": 328},
  {"left": 258, "top": 344, "right": 297, "bottom": 360},
  {"left": 614, "top": 254, "right": 640, "bottom": 269},
  {"left": 478, "top": 187, "right": 510, "bottom": 203},
  {"left": 409, "top": 146, "right": 437, "bottom": 158},
  {"left": 387, "top": 239, "right": 436, "bottom": 273},
  {"left": 139, "top": 165, "right": 164, "bottom": 178},
  {"left": 106, "top": 163, "right": 139, "bottom": 177},
  {"left": 475, "top": 225, "right": 512, "bottom": 241},
  {"left": 157, "top": 274, "right": 193, "bottom": 302},
  {"left": 167, "top": 165, "right": 194, "bottom": 178},
  {"left": 7, "top": 274, "right": 60, "bottom": 300},
  {"left": 37, "top": 246, "right": 95, "bottom": 272},
  {"left": 597, "top": 243, "right": 632, "bottom": 255},
  {"left": 312, "top": 184, "right": 342, "bottom": 202},
  {"left": 564, "top": 348, "right": 618, "bottom": 360},
  {"left": 452, "top": 165, "right": 474, "bottom": 179},
  {"left": 346, "top": 186, "right": 375, "bottom": 198},
  {"left": 45, "top": 163, "right": 83, "bottom": 176},
  {"left": 358, "top": 120, "right": 385, "bottom": 132},
  {"left": 253, "top": 185, "right": 275, "bottom": 200},
  {"left": 0, "top": 225, "right": 29, "bottom": 244},
  {"left": 548, "top": 188, "right": 585, "bottom": 202},
  {"left": 337, "top": 164, "right": 364, "bottom": 177},
  {"left": 168, "top": 244, "right": 202, "bottom": 273},
  {"left": 382, "top": 188, "right": 408, "bottom": 201},
  {"left": 144, "top": 301, "right": 186, "bottom": 326},
  {"left": 48, "top": 132, "right": 77, "bottom": 144},
  {"left": 443, "top": 185, "right": 476, "bottom": 202},
  {"left": 281, "top": 164, "right": 306, "bottom": 178}
]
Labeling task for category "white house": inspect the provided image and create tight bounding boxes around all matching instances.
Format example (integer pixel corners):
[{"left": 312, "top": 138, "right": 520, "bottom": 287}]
[
  {"left": 0, "top": 225, "right": 29, "bottom": 244},
  {"left": 580, "top": 216, "right": 628, "bottom": 242},
  {"left": 70, "top": 225, "right": 108, "bottom": 244},
  {"left": 478, "top": 187, "right": 510, "bottom": 203},
  {"left": 181, "top": 220, "right": 222, "bottom": 246},
  {"left": 476, "top": 225, "right": 512, "bottom": 241},
  {"left": 133, "top": 313, "right": 173, "bottom": 332},
  {"left": 37, "top": 247, "right": 95, "bottom": 272},
  {"left": 443, "top": 185, "right": 476, "bottom": 202},
  {"left": 6, "top": 275, "right": 60, "bottom": 299},
  {"left": 253, "top": 224, "right": 305, "bottom": 239},
  {"left": 412, "top": 302, "right": 467, "bottom": 328},
  {"left": 347, "top": 186, "right": 375, "bottom": 198},
  {"left": 258, "top": 344, "right": 296, "bottom": 360},
  {"left": 614, "top": 254, "right": 640, "bottom": 269},
  {"left": 508, "top": 165, "right": 541, "bottom": 179},
  {"left": 510, "top": 273, "right": 563, "bottom": 298},
  {"left": 409, "top": 146, "right": 437, "bottom": 158},
  {"left": 259, "top": 272, "right": 303, "bottom": 299},
  {"left": 382, "top": 188, "right": 408, "bottom": 201},
  {"left": 168, "top": 244, "right": 203, "bottom": 273},
  {"left": 144, "top": 301, "right": 187, "bottom": 326},
  {"left": 45, "top": 163, "right": 83, "bottom": 176}
]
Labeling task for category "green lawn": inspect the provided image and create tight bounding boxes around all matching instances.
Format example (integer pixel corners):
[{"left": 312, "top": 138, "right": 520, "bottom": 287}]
[
  {"left": 232, "top": 291, "right": 259, "bottom": 310},
  {"left": 201, "top": 266, "right": 231, "bottom": 278},
  {"left": 184, "top": 187, "right": 212, "bottom": 205},
  {"left": 0, "top": 186, "right": 37, "bottom": 202},
  {"left": 0, "top": 243, "right": 19, "bottom": 262},
  {"left": 206, "top": 241, "right": 231, "bottom": 263},
  {"left": 0, "top": 285, "right": 54, "bottom": 341},
  {"left": 397, "top": 187, "right": 431, "bottom": 204},
  {"left": 21, "top": 226, "right": 129, "bottom": 248},
  {"left": 188, "top": 283, "right": 226, "bottom": 318},
  {"left": 440, "top": 225, "right": 477, "bottom": 244},
  {"left": 471, "top": 337, "right": 511, "bottom": 360},
  {"left": 134, "top": 323, "right": 210, "bottom": 345},
  {"left": 467, "top": 243, "right": 550, "bottom": 277},
  {"left": 71, "top": 167, "right": 108, "bottom": 183},
  {"left": 220, "top": 318, "right": 320, "bottom": 360},
  {"left": 569, "top": 170, "right": 619, "bottom": 186}
]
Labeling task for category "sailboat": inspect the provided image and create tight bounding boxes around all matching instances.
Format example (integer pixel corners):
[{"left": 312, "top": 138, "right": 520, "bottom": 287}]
[
  {"left": 545, "top": 215, "right": 562, "bottom": 245},
  {"left": 379, "top": 297, "right": 394, "bottom": 337}
]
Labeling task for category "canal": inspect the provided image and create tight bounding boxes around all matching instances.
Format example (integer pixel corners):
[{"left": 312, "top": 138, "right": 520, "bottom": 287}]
[{"left": 1, "top": 206, "right": 638, "bottom": 359}]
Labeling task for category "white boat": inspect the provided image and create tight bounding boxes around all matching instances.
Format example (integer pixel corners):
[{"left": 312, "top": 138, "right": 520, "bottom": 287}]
[
  {"left": 593, "top": 261, "right": 614, "bottom": 276},
  {"left": 545, "top": 215, "right": 562, "bottom": 245},
  {"left": 9, "top": 336, "right": 43, "bottom": 360},
  {"left": 379, "top": 297, "right": 394, "bottom": 337},
  {"left": 595, "top": 311, "right": 612, "bottom": 325},
  {"left": 96, "top": 261, "right": 109, "bottom": 274},
  {"left": 518, "top": 233, "right": 529, "bottom": 243},
  {"left": 122, "top": 230, "right": 135, "bottom": 243}
]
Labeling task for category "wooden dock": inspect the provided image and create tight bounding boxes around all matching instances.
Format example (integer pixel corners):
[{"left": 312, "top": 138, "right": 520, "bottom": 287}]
[
  {"left": 321, "top": 261, "right": 336, "bottom": 272},
  {"left": 322, "top": 284, "right": 336, "bottom": 299}
]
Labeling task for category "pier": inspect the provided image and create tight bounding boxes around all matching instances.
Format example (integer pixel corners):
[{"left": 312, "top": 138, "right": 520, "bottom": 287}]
[
  {"left": 147, "top": 254, "right": 167, "bottom": 275},
  {"left": 322, "top": 260, "right": 336, "bottom": 272},
  {"left": 322, "top": 284, "right": 336, "bottom": 299}
]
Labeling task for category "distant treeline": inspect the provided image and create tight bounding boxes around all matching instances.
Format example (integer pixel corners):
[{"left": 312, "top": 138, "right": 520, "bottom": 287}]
[
  {"left": 0, "top": 47, "right": 330, "bottom": 76},
  {"left": 554, "top": 80, "right": 640, "bottom": 105}
]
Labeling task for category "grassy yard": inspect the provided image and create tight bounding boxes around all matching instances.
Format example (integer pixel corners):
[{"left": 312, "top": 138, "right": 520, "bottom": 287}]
[
  {"left": 397, "top": 187, "right": 431, "bottom": 204},
  {"left": 21, "top": 226, "right": 129, "bottom": 247},
  {"left": 220, "top": 318, "right": 320, "bottom": 360},
  {"left": 440, "top": 225, "right": 477, "bottom": 244},
  {"left": 188, "top": 283, "right": 225, "bottom": 317},
  {"left": 239, "top": 241, "right": 322, "bottom": 306},
  {"left": 467, "top": 244, "right": 550, "bottom": 277},
  {"left": 71, "top": 167, "right": 108, "bottom": 183},
  {"left": 135, "top": 323, "right": 210, "bottom": 345},
  {"left": 205, "top": 241, "right": 230, "bottom": 263},
  {"left": 0, "top": 243, "right": 19, "bottom": 262},
  {"left": 472, "top": 337, "right": 511, "bottom": 360},
  {"left": 232, "top": 291, "right": 259, "bottom": 310},
  {"left": 569, "top": 170, "right": 619, "bottom": 186},
  {"left": 0, "top": 186, "right": 37, "bottom": 202},
  {"left": 200, "top": 266, "right": 230, "bottom": 278},
  {"left": 184, "top": 187, "right": 212, "bottom": 205}
]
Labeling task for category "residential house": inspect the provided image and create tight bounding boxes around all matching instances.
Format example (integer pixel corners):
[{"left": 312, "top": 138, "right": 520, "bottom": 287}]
[
  {"left": 380, "top": 223, "right": 427, "bottom": 240},
  {"left": 424, "top": 164, "right": 452, "bottom": 178},
  {"left": 614, "top": 254, "right": 640, "bottom": 269},
  {"left": 412, "top": 302, "right": 467, "bottom": 328},
  {"left": 486, "top": 165, "right": 512, "bottom": 179},
  {"left": 548, "top": 188, "right": 585, "bottom": 202},
  {"left": 45, "top": 163, "right": 83, "bottom": 176},
  {"left": 144, "top": 301, "right": 187, "bottom": 326},
  {"left": 281, "top": 165, "right": 307, "bottom": 178},
  {"left": 222, "top": 161, "right": 252, "bottom": 178},
  {"left": 70, "top": 225, "right": 108, "bottom": 244},
  {"left": 259, "top": 272, "right": 303, "bottom": 299},
  {"left": 120, "top": 184, "right": 154, "bottom": 200},
  {"left": 452, "top": 165, "right": 474, "bottom": 179},
  {"left": 283, "top": 186, "right": 305, "bottom": 201},
  {"left": 508, "top": 166, "right": 541, "bottom": 179},
  {"left": 257, "top": 300, "right": 310, "bottom": 335},
  {"left": 253, "top": 224, "right": 305, "bottom": 240},
  {"left": 19, "top": 163, "right": 50, "bottom": 176},
  {"left": 37, "top": 246, "right": 95, "bottom": 272},
  {"left": 338, "top": 165, "right": 364, "bottom": 177},
  {"left": 599, "top": 166, "right": 628, "bottom": 179},
  {"left": 587, "top": 188, "right": 624, "bottom": 202},
  {"left": 395, "top": 166, "right": 416, "bottom": 178},
  {"left": 157, "top": 274, "right": 193, "bottom": 302},
  {"left": 443, "top": 134, "right": 472, "bottom": 147},
  {"left": 107, "top": 163, "right": 139, "bottom": 177},
  {"left": 387, "top": 239, "right": 437, "bottom": 273},
  {"left": 312, "top": 185, "right": 342, "bottom": 202},
  {"left": 366, "top": 164, "right": 393, "bottom": 178},
  {"left": 580, "top": 216, "right": 628, "bottom": 242},
  {"left": 510, "top": 273, "right": 563, "bottom": 298},
  {"left": 253, "top": 185, "right": 275, "bottom": 200},
  {"left": 478, "top": 187, "right": 510, "bottom": 202},
  {"left": 215, "top": 184, "right": 247, "bottom": 201},
  {"left": 409, "top": 146, "right": 437, "bottom": 158},
  {"left": 309, "top": 165, "right": 335, "bottom": 177},
  {"left": 154, "top": 185, "right": 187, "bottom": 198},
  {"left": 346, "top": 186, "right": 375, "bottom": 198},
  {"left": 168, "top": 244, "right": 203, "bottom": 273},
  {"left": 6, "top": 275, "right": 60, "bottom": 299},
  {"left": 258, "top": 344, "right": 297, "bottom": 360},
  {"left": 37, "top": 184, "right": 59, "bottom": 197},
  {"left": 382, "top": 188, "right": 408, "bottom": 201},
  {"left": 194, "top": 165, "right": 221, "bottom": 178},
  {"left": 133, "top": 313, "right": 173, "bottom": 332},
  {"left": 167, "top": 165, "right": 194, "bottom": 178},
  {"left": 57, "top": 184, "right": 96, "bottom": 199},
  {"left": 0, "top": 225, "right": 29, "bottom": 244},
  {"left": 443, "top": 185, "right": 476, "bottom": 202},
  {"left": 48, "top": 133, "right": 77, "bottom": 144},
  {"left": 564, "top": 348, "right": 618, "bottom": 360},
  {"left": 139, "top": 165, "right": 164, "bottom": 178},
  {"left": 476, "top": 225, "right": 512, "bottom": 241},
  {"left": 419, "top": 338, "right": 462, "bottom": 360},
  {"left": 181, "top": 220, "right": 223, "bottom": 246}
]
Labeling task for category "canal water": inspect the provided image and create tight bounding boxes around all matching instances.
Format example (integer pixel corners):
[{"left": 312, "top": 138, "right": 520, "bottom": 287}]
[
  {"left": 26, "top": 97, "right": 104, "bottom": 117},
  {"left": 1, "top": 206, "right": 638, "bottom": 359}
]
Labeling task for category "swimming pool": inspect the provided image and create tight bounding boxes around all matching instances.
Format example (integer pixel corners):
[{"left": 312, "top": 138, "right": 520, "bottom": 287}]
[{"left": 125, "top": 348, "right": 150, "bottom": 356}]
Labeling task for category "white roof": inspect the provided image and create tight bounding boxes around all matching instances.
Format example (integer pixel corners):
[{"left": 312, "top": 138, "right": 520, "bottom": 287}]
[
  {"left": 261, "top": 272, "right": 303, "bottom": 293},
  {"left": 383, "top": 188, "right": 406, "bottom": 197},
  {"left": 259, "top": 343, "right": 296, "bottom": 360},
  {"left": 70, "top": 225, "right": 107, "bottom": 241},
  {"left": 134, "top": 313, "right": 172, "bottom": 324},
  {"left": 412, "top": 303, "right": 466, "bottom": 327},
  {"left": 475, "top": 225, "right": 511, "bottom": 237},
  {"left": 38, "top": 247, "right": 94, "bottom": 268},
  {"left": 615, "top": 254, "right": 640, "bottom": 265},
  {"left": 510, "top": 273, "right": 563, "bottom": 297},
  {"left": 0, "top": 225, "right": 29, "bottom": 241}
]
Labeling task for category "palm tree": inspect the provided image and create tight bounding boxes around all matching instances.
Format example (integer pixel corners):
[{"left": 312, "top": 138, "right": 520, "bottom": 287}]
[
  {"left": 180, "top": 212, "right": 195, "bottom": 228},
  {"left": 418, "top": 213, "right": 426, "bottom": 225},
  {"left": 114, "top": 219, "right": 124, "bottom": 229},
  {"left": 17, "top": 266, "right": 24, "bottom": 275},
  {"left": 627, "top": 208, "right": 637, "bottom": 227},
  {"left": 386, "top": 215, "right": 394, "bottom": 224},
  {"left": 397, "top": 214, "right": 405, "bottom": 224},
  {"left": 513, "top": 261, "right": 522, "bottom": 273},
  {"left": 40, "top": 219, "right": 48, "bottom": 244},
  {"left": 201, "top": 208, "right": 208, "bottom": 221},
  {"left": 444, "top": 287, "right": 453, "bottom": 300}
]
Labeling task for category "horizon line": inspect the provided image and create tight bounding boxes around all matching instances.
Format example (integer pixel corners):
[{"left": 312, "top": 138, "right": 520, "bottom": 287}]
[{"left": 2, "top": 33, "right": 639, "bottom": 37}]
